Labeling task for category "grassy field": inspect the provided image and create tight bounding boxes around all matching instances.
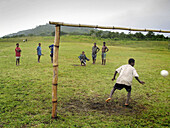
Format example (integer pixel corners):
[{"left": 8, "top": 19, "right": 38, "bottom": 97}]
[{"left": 0, "top": 35, "right": 169, "bottom": 127}]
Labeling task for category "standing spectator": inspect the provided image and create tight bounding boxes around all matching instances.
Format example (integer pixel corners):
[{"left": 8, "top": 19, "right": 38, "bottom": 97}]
[
  {"left": 37, "top": 43, "right": 42, "bottom": 63},
  {"left": 15, "top": 43, "right": 21, "bottom": 66},
  {"left": 101, "top": 42, "right": 109, "bottom": 65},
  {"left": 92, "top": 43, "right": 100, "bottom": 64},
  {"left": 49, "top": 44, "right": 54, "bottom": 63}
]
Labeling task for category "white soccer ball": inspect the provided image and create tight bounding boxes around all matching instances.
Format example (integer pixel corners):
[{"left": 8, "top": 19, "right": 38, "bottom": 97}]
[{"left": 160, "top": 70, "right": 169, "bottom": 77}]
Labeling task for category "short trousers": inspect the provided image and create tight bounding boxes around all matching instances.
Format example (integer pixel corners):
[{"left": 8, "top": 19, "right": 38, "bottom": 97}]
[
  {"left": 50, "top": 53, "right": 53, "bottom": 57},
  {"left": 92, "top": 54, "right": 97, "bottom": 59},
  {"left": 16, "top": 57, "right": 20, "bottom": 59},
  {"left": 81, "top": 60, "right": 86, "bottom": 65},
  {"left": 113, "top": 83, "right": 131, "bottom": 92},
  {"left": 101, "top": 53, "right": 106, "bottom": 59}
]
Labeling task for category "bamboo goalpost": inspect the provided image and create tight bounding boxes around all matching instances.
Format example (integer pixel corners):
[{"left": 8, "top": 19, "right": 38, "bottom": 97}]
[
  {"left": 49, "top": 21, "right": 170, "bottom": 33},
  {"left": 51, "top": 25, "right": 60, "bottom": 119},
  {"left": 49, "top": 21, "right": 170, "bottom": 119}
]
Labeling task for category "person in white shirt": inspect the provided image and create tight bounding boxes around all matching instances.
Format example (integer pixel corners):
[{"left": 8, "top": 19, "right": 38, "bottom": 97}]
[{"left": 106, "top": 58, "right": 145, "bottom": 106}]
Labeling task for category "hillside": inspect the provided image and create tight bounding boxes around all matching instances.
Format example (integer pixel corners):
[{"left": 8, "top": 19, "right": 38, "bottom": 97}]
[
  {"left": 3, "top": 24, "right": 169, "bottom": 41},
  {"left": 5, "top": 24, "right": 95, "bottom": 37}
]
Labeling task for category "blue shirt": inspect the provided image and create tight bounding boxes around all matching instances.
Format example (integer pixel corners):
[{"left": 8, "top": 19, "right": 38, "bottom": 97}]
[
  {"left": 78, "top": 54, "right": 89, "bottom": 62},
  {"left": 37, "top": 46, "right": 41, "bottom": 55},
  {"left": 49, "top": 44, "right": 54, "bottom": 54}
]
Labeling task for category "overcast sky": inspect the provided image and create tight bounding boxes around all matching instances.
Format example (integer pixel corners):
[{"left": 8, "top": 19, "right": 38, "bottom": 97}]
[{"left": 0, "top": 0, "right": 170, "bottom": 37}]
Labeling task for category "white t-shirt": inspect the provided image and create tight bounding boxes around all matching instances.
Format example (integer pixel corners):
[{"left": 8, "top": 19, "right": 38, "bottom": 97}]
[{"left": 116, "top": 64, "right": 139, "bottom": 86}]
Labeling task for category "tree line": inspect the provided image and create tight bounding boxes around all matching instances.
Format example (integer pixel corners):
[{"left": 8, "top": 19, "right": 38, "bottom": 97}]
[
  {"left": 89, "top": 30, "right": 169, "bottom": 41},
  {"left": 2, "top": 30, "right": 169, "bottom": 41}
]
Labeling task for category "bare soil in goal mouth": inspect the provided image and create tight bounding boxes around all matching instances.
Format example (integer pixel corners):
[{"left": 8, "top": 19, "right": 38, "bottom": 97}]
[{"left": 60, "top": 96, "right": 147, "bottom": 116}]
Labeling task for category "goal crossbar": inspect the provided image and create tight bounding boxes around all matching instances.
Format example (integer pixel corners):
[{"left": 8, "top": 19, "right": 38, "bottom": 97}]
[{"left": 49, "top": 21, "right": 170, "bottom": 33}]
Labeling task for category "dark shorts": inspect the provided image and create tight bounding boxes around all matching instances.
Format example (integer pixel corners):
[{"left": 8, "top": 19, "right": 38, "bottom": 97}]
[
  {"left": 81, "top": 60, "right": 86, "bottom": 65},
  {"left": 50, "top": 53, "right": 53, "bottom": 57},
  {"left": 114, "top": 83, "right": 131, "bottom": 92},
  {"left": 92, "top": 54, "right": 97, "bottom": 60},
  {"left": 101, "top": 53, "right": 106, "bottom": 59}
]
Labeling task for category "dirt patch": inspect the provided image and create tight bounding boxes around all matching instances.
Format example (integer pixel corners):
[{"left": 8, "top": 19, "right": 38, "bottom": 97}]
[{"left": 60, "top": 96, "right": 147, "bottom": 116}]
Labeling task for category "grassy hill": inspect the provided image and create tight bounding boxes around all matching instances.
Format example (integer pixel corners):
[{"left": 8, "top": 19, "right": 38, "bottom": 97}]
[
  {"left": 0, "top": 35, "right": 169, "bottom": 127},
  {"left": 5, "top": 24, "right": 95, "bottom": 37}
]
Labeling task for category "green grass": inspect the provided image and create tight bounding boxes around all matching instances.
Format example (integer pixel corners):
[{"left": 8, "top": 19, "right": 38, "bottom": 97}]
[{"left": 0, "top": 35, "right": 170, "bottom": 127}]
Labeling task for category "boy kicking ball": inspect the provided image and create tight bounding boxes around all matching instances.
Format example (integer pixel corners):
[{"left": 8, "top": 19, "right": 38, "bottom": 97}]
[{"left": 106, "top": 58, "right": 145, "bottom": 106}]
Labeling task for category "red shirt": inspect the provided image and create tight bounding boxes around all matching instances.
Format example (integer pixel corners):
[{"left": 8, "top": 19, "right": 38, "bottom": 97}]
[{"left": 15, "top": 47, "right": 21, "bottom": 57}]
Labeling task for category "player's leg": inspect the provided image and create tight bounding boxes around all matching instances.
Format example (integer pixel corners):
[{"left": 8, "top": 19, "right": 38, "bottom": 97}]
[
  {"left": 125, "top": 92, "right": 131, "bottom": 106},
  {"left": 38, "top": 55, "right": 41, "bottom": 63},
  {"left": 106, "top": 84, "right": 119, "bottom": 102},
  {"left": 101, "top": 53, "right": 104, "bottom": 65},
  {"left": 16, "top": 58, "right": 18, "bottom": 65},
  {"left": 80, "top": 59, "right": 83, "bottom": 66},
  {"left": 106, "top": 88, "right": 116, "bottom": 102},
  {"left": 94, "top": 54, "right": 96, "bottom": 64},
  {"left": 51, "top": 57, "right": 53, "bottom": 63},
  {"left": 92, "top": 55, "right": 95, "bottom": 64},
  {"left": 104, "top": 53, "right": 106, "bottom": 65},
  {"left": 83, "top": 61, "right": 86, "bottom": 66},
  {"left": 50, "top": 53, "right": 53, "bottom": 63},
  {"left": 125, "top": 86, "right": 132, "bottom": 106},
  {"left": 18, "top": 58, "right": 20, "bottom": 65}
]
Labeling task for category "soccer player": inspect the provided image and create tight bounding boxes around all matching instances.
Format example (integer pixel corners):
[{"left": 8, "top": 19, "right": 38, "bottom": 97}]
[
  {"left": 78, "top": 51, "right": 89, "bottom": 66},
  {"left": 37, "top": 43, "right": 42, "bottom": 63},
  {"left": 92, "top": 43, "right": 100, "bottom": 64},
  {"left": 49, "top": 44, "right": 54, "bottom": 63},
  {"left": 101, "top": 42, "right": 109, "bottom": 65},
  {"left": 15, "top": 43, "right": 21, "bottom": 66},
  {"left": 106, "top": 58, "right": 145, "bottom": 106}
]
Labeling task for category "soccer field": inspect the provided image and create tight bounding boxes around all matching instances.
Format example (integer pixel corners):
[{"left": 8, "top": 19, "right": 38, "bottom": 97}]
[{"left": 0, "top": 36, "right": 169, "bottom": 127}]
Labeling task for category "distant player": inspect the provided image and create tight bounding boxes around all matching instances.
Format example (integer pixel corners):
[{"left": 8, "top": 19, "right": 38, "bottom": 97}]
[
  {"left": 49, "top": 44, "right": 54, "bottom": 63},
  {"left": 101, "top": 42, "right": 109, "bottom": 65},
  {"left": 78, "top": 51, "right": 89, "bottom": 66},
  {"left": 106, "top": 58, "right": 145, "bottom": 106},
  {"left": 92, "top": 43, "right": 100, "bottom": 64},
  {"left": 37, "top": 43, "right": 42, "bottom": 63},
  {"left": 15, "top": 43, "right": 21, "bottom": 66}
]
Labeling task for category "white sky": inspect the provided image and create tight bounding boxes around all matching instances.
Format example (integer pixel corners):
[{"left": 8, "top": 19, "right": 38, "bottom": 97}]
[{"left": 0, "top": 0, "right": 170, "bottom": 37}]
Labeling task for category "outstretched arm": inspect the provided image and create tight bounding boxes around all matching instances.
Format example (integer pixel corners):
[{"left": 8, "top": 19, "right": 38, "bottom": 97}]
[
  {"left": 135, "top": 77, "right": 145, "bottom": 84},
  {"left": 85, "top": 56, "right": 90, "bottom": 61},
  {"left": 112, "top": 71, "right": 118, "bottom": 81}
]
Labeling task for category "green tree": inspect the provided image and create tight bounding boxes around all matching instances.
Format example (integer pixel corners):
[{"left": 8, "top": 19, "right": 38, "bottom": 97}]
[
  {"left": 146, "top": 31, "right": 155, "bottom": 40},
  {"left": 95, "top": 30, "right": 103, "bottom": 38},
  {"left": 134, "top": 32, "right": 145, "bottom": 40},
  {"left": 90, "top": 30, "right": 95, "bottom": 36}
]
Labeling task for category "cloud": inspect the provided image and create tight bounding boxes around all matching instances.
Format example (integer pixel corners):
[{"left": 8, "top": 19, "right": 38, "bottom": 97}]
[{"left": 0, "top": 0, "right": 170, "bottom": 37}]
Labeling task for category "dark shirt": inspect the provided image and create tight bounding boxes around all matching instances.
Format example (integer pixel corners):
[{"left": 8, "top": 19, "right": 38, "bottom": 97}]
[
  {"left": 78, "top": 54, "right": 89, "bottom": 62},
  {"left": 49, "top": 44, "right": 54, "bottom": 54}
]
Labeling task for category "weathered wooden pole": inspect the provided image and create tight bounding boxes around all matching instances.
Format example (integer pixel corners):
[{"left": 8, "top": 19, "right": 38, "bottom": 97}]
[{"left": 52, "top": 25, "right": 60, "bottom": 118}]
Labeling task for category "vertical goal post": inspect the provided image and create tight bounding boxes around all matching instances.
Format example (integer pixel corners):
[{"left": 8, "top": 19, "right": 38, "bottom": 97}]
[
  {"left": 49, "top": 21, "right": 170, "bottom": 118},
  {"left": 51, "top": 25, "right": 60, "bottom": 119}
]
